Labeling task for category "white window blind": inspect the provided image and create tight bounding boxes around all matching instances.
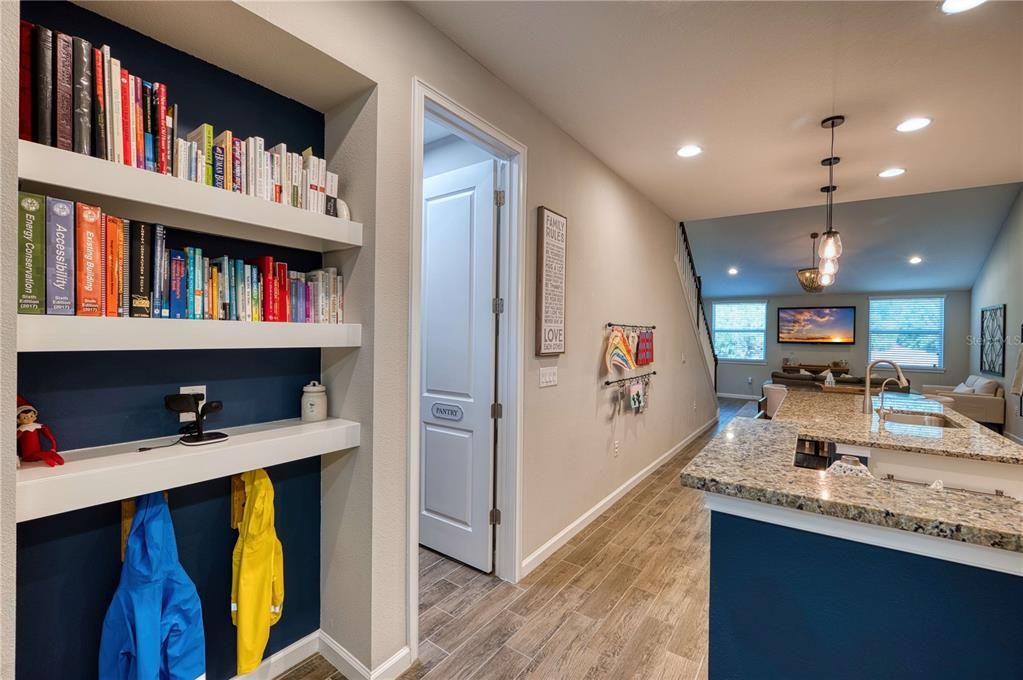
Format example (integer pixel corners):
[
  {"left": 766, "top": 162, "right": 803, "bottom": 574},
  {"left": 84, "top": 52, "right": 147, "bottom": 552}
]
[
  {"left": 868, "top": 297, "right": 945, "bottom": 369},
  {"left": 713, "top": 302, "right": 767, "bottom": 362}
]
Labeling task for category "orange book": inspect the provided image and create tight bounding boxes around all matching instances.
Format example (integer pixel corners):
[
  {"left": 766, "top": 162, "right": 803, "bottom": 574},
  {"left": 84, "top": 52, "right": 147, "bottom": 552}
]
[
  {"left": 105, "top": 215, "right": 124, "bottom": 316},
  {"left": 75, "top": 202, "right": 103, "bottom": 316}
]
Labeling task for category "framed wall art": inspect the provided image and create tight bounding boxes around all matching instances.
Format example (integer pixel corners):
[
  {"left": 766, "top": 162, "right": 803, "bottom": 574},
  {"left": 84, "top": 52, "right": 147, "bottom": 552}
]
[
  {"left": 980, "top": 304, "right": 1006, "bottom": 376},
  {"left": 536, "top": 206, "right": 567, "bottom": 355}
]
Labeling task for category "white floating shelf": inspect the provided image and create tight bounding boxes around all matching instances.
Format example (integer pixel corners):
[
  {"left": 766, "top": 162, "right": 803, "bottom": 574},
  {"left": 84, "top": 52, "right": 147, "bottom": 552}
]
[
  {"left": 17, "top": 417, "right": 360, "bottom": 522},
  {"left": 18, "top": 140, "right": 362, "bottom": 252},
  {"left": 17, "top": 315, "right": 361, "bottom": 352}
]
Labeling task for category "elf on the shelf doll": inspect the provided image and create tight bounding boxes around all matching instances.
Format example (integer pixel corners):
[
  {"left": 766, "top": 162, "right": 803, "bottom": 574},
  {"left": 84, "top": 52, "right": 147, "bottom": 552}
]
[{"left": 17, "top": 396, "right": 63, "bottom": 467}]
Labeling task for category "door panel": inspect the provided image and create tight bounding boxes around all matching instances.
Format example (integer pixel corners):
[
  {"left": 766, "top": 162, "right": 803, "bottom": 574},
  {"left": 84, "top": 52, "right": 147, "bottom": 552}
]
[{"left": 420, "top": 159, "right": 497, "bottom": 572}]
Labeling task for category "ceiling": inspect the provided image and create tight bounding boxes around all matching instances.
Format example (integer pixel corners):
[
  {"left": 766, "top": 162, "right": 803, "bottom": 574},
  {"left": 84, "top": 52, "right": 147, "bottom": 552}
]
[
  {"left": 412, "top": 1, "right": 1023, "bottom": 221},
  {"left": 424, "top": 118, "right": 454, "bottom": 146},
  {"left": 686, "top": 183, "right": 1021, "bottom": 297}
]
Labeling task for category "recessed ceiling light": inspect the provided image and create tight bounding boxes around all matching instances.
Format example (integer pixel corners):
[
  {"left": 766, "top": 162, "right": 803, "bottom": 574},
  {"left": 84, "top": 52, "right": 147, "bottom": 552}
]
[
  {"left": 879, "top": 168, "right": 906, "bottom": 178},
  {"left": 727, "top": 267, "right": 738, "bottom": 275},
  {"left": 941, "top": 0, "right": 987, "bottom": 14},
  {"left": 896, "top": 117, "right": 931, "bottom": 132},
  {"left": 677, "top": 144, "right": 703, "bottom": 158},
  {"left": 909, "top": 255, "right": 923, "bottom": 264}
]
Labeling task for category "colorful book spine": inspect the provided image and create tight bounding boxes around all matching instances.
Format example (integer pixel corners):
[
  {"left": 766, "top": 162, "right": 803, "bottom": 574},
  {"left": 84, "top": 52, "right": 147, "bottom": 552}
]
[
  {"left": 151, "top": 224, "right": 165, "bottom": 317},
  {"left": 45, "top": 197, "right": 75, "bottom": 315},
  {"left": 118, "top": 66, "right": 130, "bottom": 165},
  {"left": 127, "top": 74, "right": 137, "bottom": 167},
  {"left": 129, "top": 222, "right": 152, "bottom": 318},
  {"left": 54, "top": 32, "right": 73, "bottom": 150},
  {"left": 231, "top": 138, "right": 243, "bottom": 193},
  {"left": 186, "top": 123, "right": 214, "bottom": 186},
  {"left": 75, "top": 202, "right": 103, "bottom": 316},
  {"left": 214, "top": 130, "right": 233, "bottom": 191},
  {"left": 92, "top": 47, "right": 107, "bottom": 159},
  {"left": 105, "top": 215, "right": 123, "bottom": 317},
  {"left": 192, "top": 247, "right": 204, "bottom": 319},
  {"left": 169, "top": 249, "right": 186, "bottom": 319},
  {"left": 120, "top": 219, "right": 130, "bottom": 316},
  {"left": 71, "top": 36, "right": 92, "bottom": 155},
  {"left": 184, "top": 247, "right": 193, "bottom": 319},
  {"left": 33, "top": 26, "right": 54, "bottom": 146},
  {"left": 134, "top": 75, "right": 144, "bottom": 169},
  {"left": 157, "top": 84, "right": 168, "bottom": 174},
  {"left": 213, "top": 145, "right": 225, "bottom": 189},
  {"left": 18, "top": 193, "right": 45, "bottom": 314},
  {"left": 142, "top": 81, "right": 154, "bottom": 171}
]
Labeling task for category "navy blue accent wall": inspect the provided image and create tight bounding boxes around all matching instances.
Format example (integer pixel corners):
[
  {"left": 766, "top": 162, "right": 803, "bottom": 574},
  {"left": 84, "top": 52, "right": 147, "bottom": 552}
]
[
  {"left": 19, "top": 1, "right": 325, "bottom": 156},
  {"left": 709, "top": 513, "right": 1023, "bottom": 680},
  {"left": 16, "top": 3, "right": 329, "bottom": 678}
]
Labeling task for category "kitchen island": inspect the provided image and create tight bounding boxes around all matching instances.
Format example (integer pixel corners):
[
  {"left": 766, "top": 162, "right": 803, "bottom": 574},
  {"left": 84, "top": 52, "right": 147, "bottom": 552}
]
[{"left": 681, "top": 391, "right": 1022, "bottom": 679}]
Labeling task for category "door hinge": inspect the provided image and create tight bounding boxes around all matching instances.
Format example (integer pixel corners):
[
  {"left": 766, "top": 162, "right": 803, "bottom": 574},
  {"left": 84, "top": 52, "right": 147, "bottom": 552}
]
[
  {"left": 495, "top": 190, "right": 505, "bottom": 207},
  {"left": 491, "top": 402, "right": 503, "bottom": 419},
  {"left": 489, "top": 508, "right": 502, "bottom": 525},
  {"left": 492, "top": 297, "right": 505, "bottom": 314}
]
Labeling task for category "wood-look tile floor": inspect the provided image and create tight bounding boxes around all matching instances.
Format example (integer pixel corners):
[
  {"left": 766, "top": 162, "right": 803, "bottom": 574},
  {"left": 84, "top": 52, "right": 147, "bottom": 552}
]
[{"left": 277, "top": 400, "right": 744, "bottom": 680}]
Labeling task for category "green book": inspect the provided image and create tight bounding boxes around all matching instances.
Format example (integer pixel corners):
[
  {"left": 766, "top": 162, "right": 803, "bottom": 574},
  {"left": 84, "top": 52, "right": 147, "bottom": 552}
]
[
  {"left": 186, "top": 123, "right": 214, "bottom": 186},
  {"left": 18, "top": 192, "right": 45, "bottom": 314}
]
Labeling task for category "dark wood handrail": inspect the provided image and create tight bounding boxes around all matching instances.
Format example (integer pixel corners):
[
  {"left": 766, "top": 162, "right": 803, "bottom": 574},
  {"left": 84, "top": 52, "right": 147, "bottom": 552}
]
[{"left": 679, "top": 223, "right": 718, "bottom": 383}]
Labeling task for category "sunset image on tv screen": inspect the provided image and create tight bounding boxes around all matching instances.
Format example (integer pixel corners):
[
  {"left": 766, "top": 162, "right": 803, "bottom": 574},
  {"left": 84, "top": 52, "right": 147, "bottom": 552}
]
[{"left": 778, "top": 307, "right": 855, "bottom": 343}]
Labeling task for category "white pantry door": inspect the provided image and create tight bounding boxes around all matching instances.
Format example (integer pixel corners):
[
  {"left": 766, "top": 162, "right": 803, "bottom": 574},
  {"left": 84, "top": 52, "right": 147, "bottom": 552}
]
[{"left": 420, "top": 159, "right": 499, "bottom": 572}]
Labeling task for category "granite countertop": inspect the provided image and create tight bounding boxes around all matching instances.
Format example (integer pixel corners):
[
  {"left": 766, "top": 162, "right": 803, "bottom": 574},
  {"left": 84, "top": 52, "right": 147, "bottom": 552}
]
[
  {"left": 773, "top": 390, "right": 1023, "bottom": 465},
  {"left": 681, "top": 417, "right": 1023, "bottom": 553}
]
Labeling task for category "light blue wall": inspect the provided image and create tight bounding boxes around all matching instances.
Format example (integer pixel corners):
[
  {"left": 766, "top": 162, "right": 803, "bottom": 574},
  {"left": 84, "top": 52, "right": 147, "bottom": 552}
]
[{"left": 971, "top": 186, "right": 1023, "bottom": 439}]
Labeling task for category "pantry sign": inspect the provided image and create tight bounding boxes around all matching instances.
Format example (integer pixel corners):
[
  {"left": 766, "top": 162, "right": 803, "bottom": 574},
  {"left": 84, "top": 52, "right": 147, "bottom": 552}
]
[{"left": 536, "top": 206, "right": 566, "bottom": 355}]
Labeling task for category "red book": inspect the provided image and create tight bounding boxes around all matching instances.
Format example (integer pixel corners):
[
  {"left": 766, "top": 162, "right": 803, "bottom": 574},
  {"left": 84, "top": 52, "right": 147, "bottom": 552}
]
[
  {"left": 134, "top": 76, "right": 143, "bottom": 169},
  {"left": 246, "top": 256, "right": 275, "bottom": 321},
  {"left": 157, "top": 83, "right": 168, "bottom": 174},
  {"left": 276, "top": 262, "right": 289, "bottom": 322},
  {"left": 76, "top": 203, "right": 103, "bottom": 316},
  {"left": 19, "top": 20, "right": 33, "bottom": 141},
  {"left": 92, "top": 47, "right": 106, "bottom": 159},
  {"left": 119, "top": 69, "right": 131, "bottom": 165},
  {"left": 54, "top": 32, "right": 73, "bottom": 150}
]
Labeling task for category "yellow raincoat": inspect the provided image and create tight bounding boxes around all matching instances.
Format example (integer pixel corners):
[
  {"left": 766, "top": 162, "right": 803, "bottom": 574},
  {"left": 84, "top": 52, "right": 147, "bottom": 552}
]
[{"left": 232, "top": 469, "right": 284, "bottom": 675}]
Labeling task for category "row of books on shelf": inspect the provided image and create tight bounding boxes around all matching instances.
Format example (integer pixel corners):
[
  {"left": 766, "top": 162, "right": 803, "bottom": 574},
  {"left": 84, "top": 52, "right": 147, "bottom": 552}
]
[
  {"left": 17, "top": 191, "right": 344, "bottom": 324},
  {"left": 18, "top": 21, "right": 348, "bottom": 219}
]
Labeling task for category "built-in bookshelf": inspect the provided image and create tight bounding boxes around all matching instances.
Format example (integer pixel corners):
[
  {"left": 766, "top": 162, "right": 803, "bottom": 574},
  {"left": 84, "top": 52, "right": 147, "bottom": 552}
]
[
  {"left": 16, "top": 417, "right": 361, "bottom": 522},
  {"left": 19, "top": 140, "right": 363, "bottom": 252},
  {"left": 17, "top": 314, "right": 362, "bottom": 352}
]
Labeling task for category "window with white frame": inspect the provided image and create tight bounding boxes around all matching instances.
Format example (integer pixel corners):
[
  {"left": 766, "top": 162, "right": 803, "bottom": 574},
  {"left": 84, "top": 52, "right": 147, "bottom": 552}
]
[
  {"left": 868, "top": 297, "right": 945, "bottom": 370},
  {"left": 713, "top": 302, "right": 767, "bottom": 362}
]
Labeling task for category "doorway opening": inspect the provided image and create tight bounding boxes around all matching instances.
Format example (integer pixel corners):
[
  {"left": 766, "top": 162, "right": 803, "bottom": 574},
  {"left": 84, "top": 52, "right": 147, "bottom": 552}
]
[{"left": 409, "top": 80, "right": 526, "bottom": 656}]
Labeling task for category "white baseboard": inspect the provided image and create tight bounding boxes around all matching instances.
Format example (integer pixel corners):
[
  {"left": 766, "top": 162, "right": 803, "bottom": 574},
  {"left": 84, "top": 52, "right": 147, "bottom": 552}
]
[
  {"left": 319, "top": 631, "right": 411, "bottom": 680},
  {"left": 716, "top": 392, "right": 759, "bottom": 401},
  {"left": 228, "top": 630, "right": 320, "bottom": 680},
  {"left": 1006, "top": 431, "right": 1023, "bottom": 445},
  {"left": 518, "top": 415, "right": 718, "bottom": 578}
]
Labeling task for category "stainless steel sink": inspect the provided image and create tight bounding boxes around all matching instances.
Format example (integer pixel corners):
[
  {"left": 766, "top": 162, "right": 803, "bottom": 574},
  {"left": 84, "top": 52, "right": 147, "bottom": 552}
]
[{"left": 880, "top": 411, "right": 961, "bottom": 428}]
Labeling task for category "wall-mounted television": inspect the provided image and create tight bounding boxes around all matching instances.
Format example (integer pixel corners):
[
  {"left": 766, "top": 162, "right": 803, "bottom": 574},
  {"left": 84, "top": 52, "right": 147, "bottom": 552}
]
[{"left": 777, "top": 306, "right": 856, "bottom": 344}]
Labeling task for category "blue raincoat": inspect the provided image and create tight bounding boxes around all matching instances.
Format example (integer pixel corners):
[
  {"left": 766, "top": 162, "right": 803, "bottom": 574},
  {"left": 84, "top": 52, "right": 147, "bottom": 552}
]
[{"left": 99, "top": 492, "right": 206, "bottom": 680}]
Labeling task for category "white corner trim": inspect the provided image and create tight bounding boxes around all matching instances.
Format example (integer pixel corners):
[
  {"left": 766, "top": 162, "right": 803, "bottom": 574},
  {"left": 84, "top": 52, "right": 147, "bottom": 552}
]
[
  {"left": 519, "top": 416, "right": 718, "bottom": 577},
  {"left": 704, "top": 493, "right": 1023, "bottom": 577},
  {"left": 318, "top": 631, "right": 412, "bottom": 680},
  {"left": 716, "top": 392, "right": 760, "bottom": 401},
  {"left": 227, "top": 630, "right": 319, "bottom": 680}
]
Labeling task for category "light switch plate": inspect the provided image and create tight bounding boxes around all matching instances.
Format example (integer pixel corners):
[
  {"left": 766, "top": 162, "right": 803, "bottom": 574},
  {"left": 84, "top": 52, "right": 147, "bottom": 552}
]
[
  {"left": 539, "top": 366, "right": 558, "bottom": 388},
  {"left": 179, "top": 385, "right": 206, "bottom": 422}
]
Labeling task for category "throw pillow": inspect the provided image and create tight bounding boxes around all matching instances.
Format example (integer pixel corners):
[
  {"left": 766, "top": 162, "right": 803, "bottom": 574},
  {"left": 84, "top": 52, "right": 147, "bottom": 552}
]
[
  {"left": 952, "top": 383, "right": 975, "bottom": 394},
  {"left": 972, "top": 377, "right": 998, "bottom": 395}
]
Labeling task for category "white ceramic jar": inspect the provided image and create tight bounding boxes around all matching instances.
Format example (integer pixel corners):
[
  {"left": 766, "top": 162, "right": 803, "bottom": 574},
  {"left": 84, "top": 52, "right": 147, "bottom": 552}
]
[{"left": 301, "top": 381, "right": 328, "bottom": 422}]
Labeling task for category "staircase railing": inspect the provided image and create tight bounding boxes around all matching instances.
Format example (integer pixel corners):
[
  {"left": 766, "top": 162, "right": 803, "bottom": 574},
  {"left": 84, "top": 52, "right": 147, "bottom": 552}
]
[{"left": 676, "top": 223, "right": 717, "bottom": 390}]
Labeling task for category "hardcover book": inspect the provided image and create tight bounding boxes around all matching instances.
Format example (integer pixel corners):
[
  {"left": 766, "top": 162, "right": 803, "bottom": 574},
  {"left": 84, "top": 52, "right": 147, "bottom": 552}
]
[
  {"left": 214, "top": 130, "right": 233, "bottom": 191},
  {"left": 71, "top": 36, "right": 92, "bottom": 155},
  {"left": 129, "top": 222, "right": 152, "bottom": 318},
  {"left": 121, "top": 219, "right": 130, "bottom": 317},
  {"left": 151, "top": 224, "right": 165, "bottom": 317},
  {"left": 186, "top": 123, "right": 214, "bottom": 186},
  {"left": 45, "top": 197, "right": 75, "bottom": 315},
  {"left": 213, "top": 145, "right": 225, "bottom": 189},
  {"left": 75, "top": 202, "right": 103, "bottom": 316},
  {"left": 54, "top": 32, "right": 73, "bottom": 151},
  {"left": 157, "top": 84, "right": 168, "bottom": 174},
  {"left": 33, "top": 26, "right": 53, "bottom": 146},
  {"left": 118, "top": 65, "right": 130, "bottom": 165},
  {"left": 109, "top": 56, "right": 122, "bottom": 163},
  {"left": 92, "top": 47, "right": 107, "bottom": 159},
  {"left": 105, "top": 215, "right": 123, "bottom": 317},
  {"left": 102, "top": 46, "right": 113, "bottom": 160},
  {"left": 231, "top": 138, "right": 242, "bottom": 193},
  {"left": 169, "top": 249, "right": 186, "bottom": 319},
  {"left": 18, "top": 192, "right": 45, "bottom": 314},
  {"left": 19, "top": 21, "right": 34, "bottom": 141},
  {"left": 142, "top": 80, "right": 154, "bottom": 171}
]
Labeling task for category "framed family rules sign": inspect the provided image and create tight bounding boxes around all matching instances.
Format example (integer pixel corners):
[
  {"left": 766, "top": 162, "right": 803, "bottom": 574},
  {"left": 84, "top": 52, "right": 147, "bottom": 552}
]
[{"left": 536, "top": 206, "right": 567, "bottom": 355}]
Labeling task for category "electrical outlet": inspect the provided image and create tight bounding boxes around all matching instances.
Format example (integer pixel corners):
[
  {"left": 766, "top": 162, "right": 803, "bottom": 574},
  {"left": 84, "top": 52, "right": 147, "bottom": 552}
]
[
  {"left": 178, "top": 385, "right": 206, "bottom": 422},
  {"left": 613, "top": 440, "right": 620, "bottom": 457},
  {"left": 539, "top": 366, "right": 558, "bottom": 387},
  {"left": 692, "top": 399, "right": 697, "bottom": 412},
  {"left": 747, "top": 376, "right": 753, "bottom": 385}
]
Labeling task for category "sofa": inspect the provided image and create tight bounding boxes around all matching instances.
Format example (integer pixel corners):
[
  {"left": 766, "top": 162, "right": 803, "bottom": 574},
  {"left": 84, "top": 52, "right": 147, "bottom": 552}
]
[
  {"left": 922, "top": 375, "right": 1005, "bottom": 429},
  {"left": 770, "top": 370, "right": 911, "bottom": 392}
]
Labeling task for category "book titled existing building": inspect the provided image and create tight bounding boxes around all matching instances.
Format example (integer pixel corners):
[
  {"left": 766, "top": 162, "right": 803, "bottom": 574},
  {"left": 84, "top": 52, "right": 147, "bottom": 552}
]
[{"left": 75, "top": 202, "right": 103, "bottom": 316}]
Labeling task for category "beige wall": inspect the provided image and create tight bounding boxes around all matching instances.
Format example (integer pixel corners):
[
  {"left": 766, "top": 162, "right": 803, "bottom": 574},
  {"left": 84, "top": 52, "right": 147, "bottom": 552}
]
[
  {"left": 243, "top": 1, "right": 716, "bottom": 670},
  {"left": 709, "top": 290, "right": 972, "bottom": 397},
  {"left": 971, "top": 187, "right": 1023, "bottom": 439}
]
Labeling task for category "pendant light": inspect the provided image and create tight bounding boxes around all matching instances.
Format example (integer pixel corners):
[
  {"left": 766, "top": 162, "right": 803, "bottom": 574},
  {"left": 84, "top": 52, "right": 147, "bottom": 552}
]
[
  {"left": 818, "top": 115, "right": 844, "bottom": 262},
  {"left": 797, "top": 232, "right": 827, "bottom": 293}
]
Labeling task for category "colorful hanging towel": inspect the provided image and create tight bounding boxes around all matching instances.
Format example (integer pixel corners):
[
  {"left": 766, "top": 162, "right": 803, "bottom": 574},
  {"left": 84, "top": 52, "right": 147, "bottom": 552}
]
[
  {"left": 232, "top": 469, "right": 285, "bottom": 675},
  {"left": 635, "top": 331, "right": 654, "bottom": 365},
  {"left": 99, "top": 492, "right": 206, "bottom": 680},
  {"left": 605, "top": 326, "right": 637, "bottom": 372}
]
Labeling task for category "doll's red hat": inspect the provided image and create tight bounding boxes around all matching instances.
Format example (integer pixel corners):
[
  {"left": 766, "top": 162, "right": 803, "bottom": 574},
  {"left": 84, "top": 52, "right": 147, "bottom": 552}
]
[{"left": 16, "top": 395, "right": 35, "bottom": 415}]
